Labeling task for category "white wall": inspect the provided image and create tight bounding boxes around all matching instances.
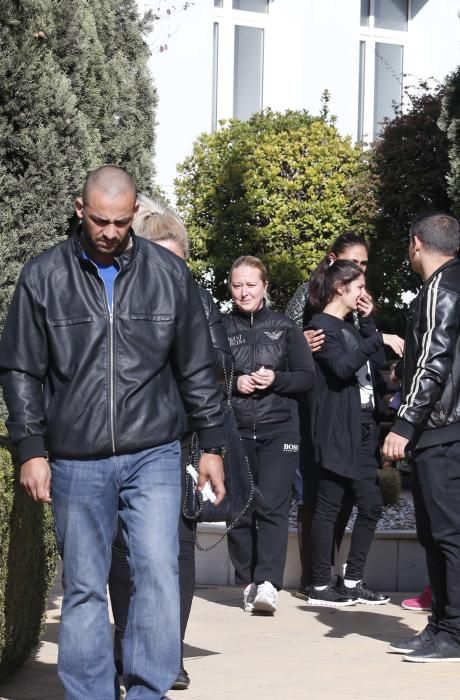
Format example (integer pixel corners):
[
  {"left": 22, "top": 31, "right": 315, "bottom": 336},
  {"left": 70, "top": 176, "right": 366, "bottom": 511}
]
[{"left": 138, "top": 0, "right": 460, "bottom": 199}]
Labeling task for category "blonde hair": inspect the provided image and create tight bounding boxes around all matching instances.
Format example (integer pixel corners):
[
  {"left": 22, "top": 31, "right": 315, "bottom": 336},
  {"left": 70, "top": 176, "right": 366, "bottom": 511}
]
[
  {"left": 229, "top": 255, "right": 271, "bottom": 306},
  {"left": 133, "top": 193, "right": 190, "bottom": 258}
]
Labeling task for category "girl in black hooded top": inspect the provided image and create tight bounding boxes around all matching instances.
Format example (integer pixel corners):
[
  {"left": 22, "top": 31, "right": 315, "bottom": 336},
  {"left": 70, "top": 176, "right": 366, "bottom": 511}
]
[{"left": 306, "top": 260, "right": 400, "bottom": 607}]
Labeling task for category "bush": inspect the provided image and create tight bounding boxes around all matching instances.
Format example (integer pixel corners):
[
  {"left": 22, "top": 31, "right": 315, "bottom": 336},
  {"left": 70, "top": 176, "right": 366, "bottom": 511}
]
[
  {"left": 176, "top": 109, "right": 377, "bottom": 309},
  {"left": 0, "top": 424, "right": 57, "bottom": 680}
]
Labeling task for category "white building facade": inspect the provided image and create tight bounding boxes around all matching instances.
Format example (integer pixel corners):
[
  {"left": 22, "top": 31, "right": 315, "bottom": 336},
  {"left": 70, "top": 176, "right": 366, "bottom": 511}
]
[{"left": 138, "top": 0, "right": 460, "bottom": 200}]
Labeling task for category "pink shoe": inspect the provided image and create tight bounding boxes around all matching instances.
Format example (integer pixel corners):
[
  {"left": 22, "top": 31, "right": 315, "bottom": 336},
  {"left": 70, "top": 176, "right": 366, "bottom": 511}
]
[{"left": 401, "top": 586, "right": 432, "bottom": 611}]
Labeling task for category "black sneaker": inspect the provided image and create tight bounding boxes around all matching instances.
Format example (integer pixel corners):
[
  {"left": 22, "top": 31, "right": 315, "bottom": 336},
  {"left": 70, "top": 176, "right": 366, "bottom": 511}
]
[
  {"left": 338, "top": 580, "right": 390, "bottom": 605},
  {"left": 172, "top": 668, "right": 191, "bottom": 689},
  {"left": 292, "top": 584, "right": 310, "bottom": 601},
  {"left": 307, "top": 585, "right": 355, "bottom": 607},
  {"left": 403, "top": 636, "right": 460, "bottom": 663},
  {"left": 389, "top": 625, "right": 436, "bottom": 654}
]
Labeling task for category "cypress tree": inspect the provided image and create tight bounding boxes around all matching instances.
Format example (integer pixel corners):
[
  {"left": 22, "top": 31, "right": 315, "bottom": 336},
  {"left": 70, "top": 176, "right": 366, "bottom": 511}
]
[{"left": 0, "top": 0, "right": 94, "bottom": 327}]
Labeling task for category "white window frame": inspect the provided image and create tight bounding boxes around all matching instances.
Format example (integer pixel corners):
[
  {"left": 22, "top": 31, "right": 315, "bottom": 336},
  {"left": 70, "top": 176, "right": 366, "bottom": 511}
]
[
  {"left": 212, "top": 0, "right": 269, "bottom": 128},
  {"left": 358, "top": 0, "right": 410, "bottom": 141}
]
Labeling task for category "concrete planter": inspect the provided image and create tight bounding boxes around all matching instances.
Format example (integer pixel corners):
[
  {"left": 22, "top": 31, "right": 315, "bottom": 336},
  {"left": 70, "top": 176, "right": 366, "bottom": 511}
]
[{"left": 195, "top": 524, "right": 427, "bottom": 592}]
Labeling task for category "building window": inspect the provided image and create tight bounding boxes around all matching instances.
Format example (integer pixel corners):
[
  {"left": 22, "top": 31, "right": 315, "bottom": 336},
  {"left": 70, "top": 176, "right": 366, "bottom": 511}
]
[
  {"left": 212, "top": 0, "right": 268, "bottom": 124},
  {"left": 233, "top": 0, "right": 269, "bottom": 12},
  {"left": 374, "top": 0, "right": 408, "bottom": 31},
  {"left": 233, "top": 25, "right": 264, "bottom": 120},
  {"left": 373, "top": 42, "right": 403, "bottom": 136},
  {"left": 214, "top": 0, "right": 223, "bottom": 7},
  {"left": 357, "top": 41, "right": 366, "bottom": 142},
  {"left": 212, "top": 23, "right": 220, "bottom": 130},
  {"left": 358, "top": 0, "right": 407, "bottom": 140}
]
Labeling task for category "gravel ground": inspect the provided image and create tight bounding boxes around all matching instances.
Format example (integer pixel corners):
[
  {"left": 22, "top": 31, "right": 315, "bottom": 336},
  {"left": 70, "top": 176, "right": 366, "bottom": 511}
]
[{"left": 289, "top": 490, "right": 416, "bottom": 531}]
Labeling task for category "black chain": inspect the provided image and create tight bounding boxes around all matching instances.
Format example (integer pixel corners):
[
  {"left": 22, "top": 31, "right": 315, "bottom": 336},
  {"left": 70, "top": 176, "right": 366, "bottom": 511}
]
[{"left": 183, "top": 352, "right": 257, "bottom": 553}]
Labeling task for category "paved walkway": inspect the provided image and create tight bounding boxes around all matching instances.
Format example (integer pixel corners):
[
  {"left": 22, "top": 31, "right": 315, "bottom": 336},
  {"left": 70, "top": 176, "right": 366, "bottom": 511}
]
[{"left": 1, "top": 574, "right": 460, "bottom": 700}]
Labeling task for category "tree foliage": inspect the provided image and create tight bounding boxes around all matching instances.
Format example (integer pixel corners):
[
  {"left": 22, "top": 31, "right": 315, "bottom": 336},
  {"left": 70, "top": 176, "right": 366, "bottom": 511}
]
[
  {"left": 368, "top": 83, "right": 451, "bottom": 332},
  {"left": 176, "top": 109, "right": 377, "bottom": 309},
  {"left": 439, "top": 66, "right": 460, "bottom": 218},
  {"left": 0, "top": 0, "right": 157, "bottom": 329}
]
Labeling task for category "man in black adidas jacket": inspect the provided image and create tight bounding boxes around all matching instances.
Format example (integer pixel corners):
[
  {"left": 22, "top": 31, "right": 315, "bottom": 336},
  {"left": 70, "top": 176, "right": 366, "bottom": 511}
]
[
  {"left": 383, "top": 213, "right": 460, "bottom": 663},
  {"left": 0, "top": 166, "right": 225, "bottom": 700}
]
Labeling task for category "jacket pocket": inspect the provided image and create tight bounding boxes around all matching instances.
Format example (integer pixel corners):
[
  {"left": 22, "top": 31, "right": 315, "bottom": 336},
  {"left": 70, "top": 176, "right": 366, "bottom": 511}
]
[
  {"left": 50, "top": 316, "right": 93, "bottom": 327},
  {"left": 130, "top": 313, "right": 174, "bottom": 322}
]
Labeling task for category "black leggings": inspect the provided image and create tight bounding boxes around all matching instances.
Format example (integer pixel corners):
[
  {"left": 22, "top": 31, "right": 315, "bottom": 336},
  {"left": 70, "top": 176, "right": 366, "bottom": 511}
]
[{"left": 109, "top": 446, "right": 194, "bottom": 672}]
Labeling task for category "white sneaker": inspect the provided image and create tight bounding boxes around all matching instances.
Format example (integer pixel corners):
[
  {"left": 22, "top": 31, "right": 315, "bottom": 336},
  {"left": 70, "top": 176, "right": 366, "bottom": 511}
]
[
  {"left": 253, "top": 581, "right": 277, "bottom": 614},
  {"left": 243, "top": 583, "right": 257, "bottom": 612}
]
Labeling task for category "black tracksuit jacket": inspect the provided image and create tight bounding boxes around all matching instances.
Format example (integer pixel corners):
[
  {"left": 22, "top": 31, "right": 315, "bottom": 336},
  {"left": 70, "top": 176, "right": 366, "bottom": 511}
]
[{"left": 222, "top": 304, "right": 315, "bottom": 437}]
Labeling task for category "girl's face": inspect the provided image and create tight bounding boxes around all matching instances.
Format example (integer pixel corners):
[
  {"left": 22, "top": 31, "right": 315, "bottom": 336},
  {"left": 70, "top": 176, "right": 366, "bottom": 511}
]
[
  {"left": 335, "top": 244, "right": 369, "bottom": 273},
  {"left": 340, "top": 274, "right": 366, "bottom": 311},
  {"left": 230, "top": 264, "right": 267, "bottom": 314}
]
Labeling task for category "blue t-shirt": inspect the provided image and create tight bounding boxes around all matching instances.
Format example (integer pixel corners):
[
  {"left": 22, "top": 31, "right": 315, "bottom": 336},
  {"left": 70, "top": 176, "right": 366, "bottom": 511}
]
[{"left": 83, "top": 252, "right": 119, "bottom": 310}]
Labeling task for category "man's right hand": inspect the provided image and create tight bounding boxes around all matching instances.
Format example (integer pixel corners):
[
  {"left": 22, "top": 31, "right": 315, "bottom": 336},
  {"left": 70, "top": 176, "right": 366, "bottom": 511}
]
[
  {"left": 304, "top": 329, "right": 325, "bottom": 353},
  {"left": 20, "top": 457, "right": 52, "bottom": 503}
]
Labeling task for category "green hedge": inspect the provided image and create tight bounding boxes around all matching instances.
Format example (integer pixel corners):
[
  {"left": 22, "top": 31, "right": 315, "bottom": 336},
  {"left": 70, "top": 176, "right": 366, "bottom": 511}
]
[{"left": 0, "top": 423, "right": 57, "bottom": 680}]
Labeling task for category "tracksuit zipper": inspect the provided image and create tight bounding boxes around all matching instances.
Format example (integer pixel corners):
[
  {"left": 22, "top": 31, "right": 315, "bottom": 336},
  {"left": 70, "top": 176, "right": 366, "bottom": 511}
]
[{"left": 251, "top": 312, "right": 257, "bottom": 439}]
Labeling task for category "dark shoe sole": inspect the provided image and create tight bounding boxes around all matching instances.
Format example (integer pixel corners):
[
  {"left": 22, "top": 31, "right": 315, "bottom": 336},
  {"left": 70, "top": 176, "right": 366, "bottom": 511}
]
[
  {"left": 292, "top": 590, "right": 310, "bottom": 601},
  {"left": 172, "top": 680, "right": 190, "bottom": 689},
  {"left": 252, "top": 601, "right": 276, "bottom": 614}
]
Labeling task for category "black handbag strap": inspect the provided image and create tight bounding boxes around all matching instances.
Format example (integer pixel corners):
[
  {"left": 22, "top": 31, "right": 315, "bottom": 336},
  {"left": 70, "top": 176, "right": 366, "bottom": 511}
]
[{"left": 185, "top": 352, "right": 258, "bottom": 553}]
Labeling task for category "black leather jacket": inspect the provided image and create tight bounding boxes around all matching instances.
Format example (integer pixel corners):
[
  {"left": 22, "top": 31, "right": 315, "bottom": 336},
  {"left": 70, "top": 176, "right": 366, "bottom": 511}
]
[
  {"left": 392, "top": 258, "right": 460, "bottom": 448},
  {"left": 0, "top": 232, "right": 224, "bottom": 463},
  {"left": 222, "top": 304, "right": 315, "bottom": 436}
]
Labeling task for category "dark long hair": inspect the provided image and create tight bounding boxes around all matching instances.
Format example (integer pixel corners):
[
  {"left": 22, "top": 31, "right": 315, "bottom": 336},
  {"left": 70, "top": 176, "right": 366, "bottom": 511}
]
[
  {"left": 309, "top": 259, "right": 363, "bottom": 313},
  {"left": 329, "top": 231, "right": 369, "bottom": 257}
]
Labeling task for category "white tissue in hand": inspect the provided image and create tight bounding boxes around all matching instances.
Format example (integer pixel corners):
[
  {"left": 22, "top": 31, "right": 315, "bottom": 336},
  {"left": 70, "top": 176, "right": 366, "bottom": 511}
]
[{"left": 186, "top": 464, "right": 217, "bottom": 503}]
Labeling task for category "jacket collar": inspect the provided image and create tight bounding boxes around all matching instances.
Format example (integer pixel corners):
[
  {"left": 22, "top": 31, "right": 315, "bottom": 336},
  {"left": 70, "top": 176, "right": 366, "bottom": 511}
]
[
  {"left": 233, "top": 301, "right": 270, "bottom": 323},
  {"left": 423, "top": 256, "right": 459, "bottom": 287},
  {"left": 72, "top": 226, "right": 138, "bottom": 272}
]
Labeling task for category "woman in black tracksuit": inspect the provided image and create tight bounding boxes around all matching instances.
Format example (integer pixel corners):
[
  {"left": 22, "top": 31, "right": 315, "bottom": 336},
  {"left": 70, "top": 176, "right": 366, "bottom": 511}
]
[
  {"left": 306, "top": 259, "right": 398, "bottom": 607},
  {"left": 222, "top": 255, "right": 315, "bottom": 614}
]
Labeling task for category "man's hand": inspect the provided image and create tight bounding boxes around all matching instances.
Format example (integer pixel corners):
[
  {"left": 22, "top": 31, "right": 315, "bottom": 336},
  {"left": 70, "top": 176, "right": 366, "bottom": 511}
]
[
  {"left": 237, "top": 375, "right": 256, "bottom": 394},
  {"left": 356, "top": 291, "right": 374, "bottom": 317},
  {"left": 382, "top": 432, "right": 409, "bottom": 461},
  {"left": 250, "top": 367, "right": 275, "bottom": 390},
  {"left": 20, "top": 457, "right": 52, "bottom": 503},
  {"left": 198, "top": 453, "right": 226, "bottom": 506},
  {"left": 382, "top": 334, "right": 405, "bottom": 358},
  {"left": 304, "top": 329, "right": 325, "bottom": 353}
]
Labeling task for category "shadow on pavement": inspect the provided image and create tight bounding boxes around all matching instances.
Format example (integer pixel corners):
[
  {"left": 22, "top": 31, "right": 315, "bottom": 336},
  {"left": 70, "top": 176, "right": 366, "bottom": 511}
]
[{"left": 298, "top": 603, "right": 420, "bottom": 645}]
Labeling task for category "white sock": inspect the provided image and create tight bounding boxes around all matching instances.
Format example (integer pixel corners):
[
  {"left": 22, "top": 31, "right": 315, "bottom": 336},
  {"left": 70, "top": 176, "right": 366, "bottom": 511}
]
[
  {"left": 313, "top": 585, "right": 328, "bottom": 591},
  {"left": 344, "top": 579, "right": 361, "bottom": 589}
]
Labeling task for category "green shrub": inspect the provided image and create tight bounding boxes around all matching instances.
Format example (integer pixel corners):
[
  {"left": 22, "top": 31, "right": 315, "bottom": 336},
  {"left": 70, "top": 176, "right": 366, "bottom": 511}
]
[
  {"left": 176, "top": 109, "right": 377, "bottom": 309},
  {"left": 0, "top": 424, "right": 57, "bottom": 680}
]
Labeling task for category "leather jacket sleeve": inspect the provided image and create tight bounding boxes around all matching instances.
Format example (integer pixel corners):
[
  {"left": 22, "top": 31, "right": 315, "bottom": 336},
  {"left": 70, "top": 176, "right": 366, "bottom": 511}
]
[
  {"left": 392, "top": 285, "right": 460, "bottom": 441},
  {"left": 0, "top": 269, "right": 49, "bottom": 462},
  {"left": 198, "top": 287, "right": 232, "bottom": 383}
]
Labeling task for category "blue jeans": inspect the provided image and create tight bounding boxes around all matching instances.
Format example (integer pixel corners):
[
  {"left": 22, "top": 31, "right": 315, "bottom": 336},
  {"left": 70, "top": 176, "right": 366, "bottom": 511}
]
[{"left": 51, "top": 443, "right": 181, "bottom": 700}]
